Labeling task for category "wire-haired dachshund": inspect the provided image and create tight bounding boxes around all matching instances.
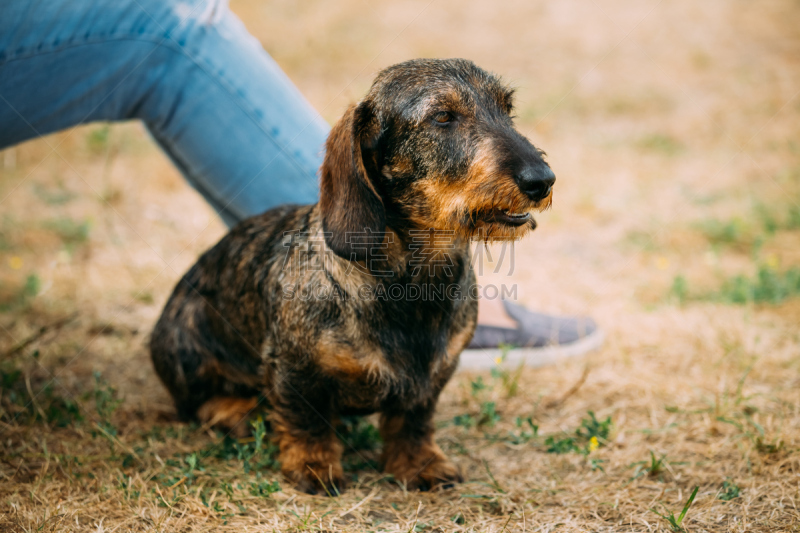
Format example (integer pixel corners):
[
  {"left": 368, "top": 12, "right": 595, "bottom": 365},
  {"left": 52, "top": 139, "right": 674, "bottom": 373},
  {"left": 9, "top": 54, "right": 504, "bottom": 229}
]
[{"left": 150, "top": 58, "right": 555, "bottom": 494}]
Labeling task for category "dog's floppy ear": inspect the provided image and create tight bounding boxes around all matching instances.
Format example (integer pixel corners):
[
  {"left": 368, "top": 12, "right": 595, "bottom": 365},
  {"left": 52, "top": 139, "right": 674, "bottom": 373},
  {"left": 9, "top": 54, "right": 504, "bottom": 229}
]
[{"left": 320, "top": 101, "right": 385, "bottom": 260}]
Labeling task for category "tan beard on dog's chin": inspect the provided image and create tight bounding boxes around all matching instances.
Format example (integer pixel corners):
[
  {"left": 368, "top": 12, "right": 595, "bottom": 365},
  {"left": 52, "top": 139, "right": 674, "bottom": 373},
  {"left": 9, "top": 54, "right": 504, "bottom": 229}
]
[
  {"left": 464, "top": 217, "right": 537, "bottom": 243},
  {"left": 397, "top": 177, "right": 553, "bottom": 242},
  {"left": 457, "top": 189, "right": 553, "bottom": 243}
]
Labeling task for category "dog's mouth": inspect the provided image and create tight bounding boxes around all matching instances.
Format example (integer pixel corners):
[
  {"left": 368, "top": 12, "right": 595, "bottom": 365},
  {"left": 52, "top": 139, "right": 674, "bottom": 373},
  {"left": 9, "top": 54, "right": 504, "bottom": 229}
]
[
  {"left": 485, "top": 210, "right": 532, "bottom": 227},
  {"left": 490, "top": 211, "right": 533, "bottom": 226},
  {"left": 459, "top": 196, "right": 550, "bottom": 237}
]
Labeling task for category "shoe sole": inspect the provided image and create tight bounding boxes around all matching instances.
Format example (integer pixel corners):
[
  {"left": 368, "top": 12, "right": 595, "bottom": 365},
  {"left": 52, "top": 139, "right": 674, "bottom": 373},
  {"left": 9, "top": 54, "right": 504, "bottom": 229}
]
[{"left": 457, "top": 327, "right": 605, "bottom": 371}]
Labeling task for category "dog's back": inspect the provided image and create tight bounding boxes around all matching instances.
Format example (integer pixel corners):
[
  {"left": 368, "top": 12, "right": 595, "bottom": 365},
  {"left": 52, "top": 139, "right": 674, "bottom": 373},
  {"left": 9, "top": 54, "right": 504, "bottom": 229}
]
[{"left": 150, "top": 204, "right": 307, "bottom": 421}]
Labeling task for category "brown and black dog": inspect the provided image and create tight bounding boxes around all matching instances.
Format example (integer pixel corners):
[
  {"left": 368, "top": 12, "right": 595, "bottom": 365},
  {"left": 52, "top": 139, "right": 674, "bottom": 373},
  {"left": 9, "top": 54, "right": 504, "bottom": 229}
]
[{"left": 150, "top": 58, "right": 555, "bottom": 495}]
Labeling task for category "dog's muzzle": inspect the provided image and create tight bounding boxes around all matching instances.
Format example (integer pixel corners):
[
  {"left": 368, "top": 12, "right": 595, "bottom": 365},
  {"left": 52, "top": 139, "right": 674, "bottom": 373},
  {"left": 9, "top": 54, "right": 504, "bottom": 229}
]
[{"left": 514, "top": 164, "right": 555, "bottom": 202}]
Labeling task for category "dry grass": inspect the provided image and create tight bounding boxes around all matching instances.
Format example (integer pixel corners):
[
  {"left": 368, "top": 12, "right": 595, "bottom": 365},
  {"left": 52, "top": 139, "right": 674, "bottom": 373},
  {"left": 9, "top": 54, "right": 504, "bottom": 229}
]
[{"left": 2, "top": 0, "right": 800, "bottom": 531}]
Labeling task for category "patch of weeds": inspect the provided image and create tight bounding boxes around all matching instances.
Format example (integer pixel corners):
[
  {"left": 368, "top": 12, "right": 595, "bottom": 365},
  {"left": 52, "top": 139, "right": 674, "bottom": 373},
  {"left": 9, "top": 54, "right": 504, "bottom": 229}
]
[
  {"left": 502, "top": 416, "right": 539, "bottom": 445},
  {"left": 478, "top": 401, "right": 501, "bottom": 427},
  {"left": 340, "top": 416, "right": 381, "bottom": 471},
  {"left": 629, "top": 451, "right": 668, "bottom": 481},
  {"left": 0, "top": 365, "right": 23, "bottom": 392},
  {"left": 288, "top": 505, "right": 330, "bottom": 530},
  {"left": 210, "top": 501, "right": 235, "bottom": 523},
  {"left": 249, "top": 479, "right": 281, "bottom": 498},
  {"left": 21, "top": 274, "right": 40, "bottom": 299},
  {"left": 86, "top": 124, "right": 111, "bottom": 153},
  {"left": 134, "top": 290, "right": 154, "bottom": 305},
  {"left": 162, "top": 451, "right": 204, "bottom": 486},
  {"left": 201, "top": 417, "right": 278, "bottom": 473},
  {"left": 681, "top": 367, "right": 785, "bottom": 456},
  {"left": 545, "top": 411, "right": 612, "bottom": 456},
  {"left": 695, "top": 217, "right": 749, "bottom": 248},
  {"left": 788, "top": 205, "right": 800, "bottom": 229},
  {"left": 650, "top": 486, "right": 699, "bottom": 533},
  {"left": 588, "top": 457, "right": 607, "bottom": 472},
  {"left": 692, "top": 202, "right": 800, "bottom": 259},
  {"left": 717, "top": 265, "right": 800, "bottom": 304},
  {"left": 340, "top": 415, "right": 382, "bottom": 451},
  {"left": 489, "top": 347, "right": 525, "bottom": 398},
  {"left": 40, "top": 384, "right": 83, "bottom": 428},
  {"left": 0, "top": 231, "right": 11, "bottom": 251},
  {"left": 482, "top": 459, "right": 506, "bottom": 494},
  {"left": 198, "top": 484, "right": 238, "bottom": 523},
  {"left": 117, "top": 475, "right": 141, "bottom": 500},
  {"left": 754, "top": 437, "right": 784, "bottom": 455},
  {"left": 624, "top": 229, "right": 660, "bottom": 252},
  {"left": 545, "top": 435, "right": 580, "bottom": 454},
  {"left": 204, "top": 434, "right": 239, "bottom": 460},
  {"left": 672, "top": 265, "right": 800, "bottom": 305},
  {"left": 757, "top": 202, "right": 800, "bottom": 232},
  {"left": 121, "top": 452, "right": 137, "bottom": 468},
  {"left": 453, "top": 401, "right": 501, "bottom": 429},
  {"left": 453, "top": 412, "right": 476, "bottom": 428},
  {"left": 670, "top": 275, "right": 689, "bottom": 305},
  {"left": 32, "top": 183, "right": 76, "bottom": 206},
  {"left": 470, "top": 375, "right": 487, "bottom": 396},
  {"left": 578, "top": 411, "right": 612, "bottom": 442},
  {"left": 0, "top": 273, "right": 41, "bottom": 311},
  {"left": 637, "top": 133, "right": 683, "bottom": 156},
  {"left": 238, "top": 417, "right": 279, "bottom": 473},
  {"left": 90, "top": 371, "right": 122, "bottom": 438},
  {"left": 199, "top": 483, "right": 247, "bottom": 523},
  {"left": 754, "top": 204, "right": 779, "bottom": 235},
  {"left": 718, "top": 479, "right": 740, "bottom": 501},
  {"left": 455, "top": 355, "right": 520, "bottom": 431},
  {"left": 0, "top": 361, "right": 82, "bottom": 427},
  {"left": 184, "top": 452, "right": 202, "bottom": 474},
  {"left": 43, "top": 217, "right": 91, "bottom": 252}
]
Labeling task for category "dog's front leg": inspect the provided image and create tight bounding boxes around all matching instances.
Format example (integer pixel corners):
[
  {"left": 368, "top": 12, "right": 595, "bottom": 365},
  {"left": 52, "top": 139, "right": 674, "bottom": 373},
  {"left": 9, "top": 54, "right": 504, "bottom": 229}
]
[
  {"left": 379, "top": 405, "right": 462, "bottom": 490},
  {"left": 267, "top": 372, "right": 345, "bottom": 495}
]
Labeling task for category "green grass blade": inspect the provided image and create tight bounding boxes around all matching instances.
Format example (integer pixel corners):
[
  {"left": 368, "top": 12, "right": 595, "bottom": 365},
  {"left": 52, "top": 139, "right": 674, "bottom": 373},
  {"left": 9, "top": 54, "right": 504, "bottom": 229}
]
[{"left": 677, "top": 486, "right": 699, "bottom": 526}]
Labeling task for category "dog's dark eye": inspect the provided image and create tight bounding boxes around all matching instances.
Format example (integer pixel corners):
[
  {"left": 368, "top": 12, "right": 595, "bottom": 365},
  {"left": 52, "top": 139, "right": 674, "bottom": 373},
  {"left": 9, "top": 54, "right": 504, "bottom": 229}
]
[{"left": 432, "top": 111, "right": 453, "bottom": 125}]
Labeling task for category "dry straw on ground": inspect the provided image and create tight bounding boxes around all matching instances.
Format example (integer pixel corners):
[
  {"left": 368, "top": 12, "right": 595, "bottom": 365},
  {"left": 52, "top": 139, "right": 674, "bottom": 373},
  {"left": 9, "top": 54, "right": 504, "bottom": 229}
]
[{"left": 1, "top": 0, "right": 799, "bottom": 531}]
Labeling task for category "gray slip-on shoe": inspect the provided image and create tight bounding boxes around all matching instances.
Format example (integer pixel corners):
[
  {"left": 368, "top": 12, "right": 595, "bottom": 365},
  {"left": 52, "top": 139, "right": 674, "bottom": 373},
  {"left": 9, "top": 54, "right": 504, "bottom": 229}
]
[{"left": 458, "top": 300, "right": 604, "bottom": 370}]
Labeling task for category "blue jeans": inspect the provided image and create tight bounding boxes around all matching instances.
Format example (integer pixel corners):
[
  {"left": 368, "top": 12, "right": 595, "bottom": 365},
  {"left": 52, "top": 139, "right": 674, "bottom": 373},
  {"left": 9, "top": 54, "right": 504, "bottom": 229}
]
[{"left": 0, "top": 0, "right": 327, "bottom": 227}]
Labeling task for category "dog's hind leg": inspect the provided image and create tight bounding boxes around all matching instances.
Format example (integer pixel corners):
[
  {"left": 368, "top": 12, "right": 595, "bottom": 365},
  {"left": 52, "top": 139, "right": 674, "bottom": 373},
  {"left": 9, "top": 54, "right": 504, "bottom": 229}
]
[
  {"left": 150, "top": 295, "right": 262, "bottom": 434},
  {"left": 151, "top": 334, "right": 262, "bottom": 435},
  {"left": 196, "top": 396, "right": 259, "bottom": 437}
]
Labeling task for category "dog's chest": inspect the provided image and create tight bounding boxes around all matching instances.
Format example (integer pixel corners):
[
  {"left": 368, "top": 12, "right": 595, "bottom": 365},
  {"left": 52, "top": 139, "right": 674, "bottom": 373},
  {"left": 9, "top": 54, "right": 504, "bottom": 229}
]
[
  {"left": 314, "top": 304, "right": 474, "bottom": 413},
  {"left": 314, "top": 331, "right": 421, "bottom": 411},
  {"left": 274, "top": 231, "right": 477, "bottom": 411}
]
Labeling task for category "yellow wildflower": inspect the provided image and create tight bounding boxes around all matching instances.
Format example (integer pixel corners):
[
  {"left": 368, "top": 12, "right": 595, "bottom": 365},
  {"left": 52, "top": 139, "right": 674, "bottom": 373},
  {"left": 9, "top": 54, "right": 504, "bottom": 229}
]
[
  {"left": 766, "top": 254, "right": 779, "bottom": 269},
  {"left": 8, "top": 256, "right": 23, "bottom": 270},
  {"left": 589, "top": 436, "right": 599, "bottom": 452}
]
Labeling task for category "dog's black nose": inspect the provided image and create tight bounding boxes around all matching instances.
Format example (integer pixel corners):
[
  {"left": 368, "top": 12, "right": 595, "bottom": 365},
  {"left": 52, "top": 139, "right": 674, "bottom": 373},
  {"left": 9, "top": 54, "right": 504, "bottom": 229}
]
[{"left": 515, "top": 165, "right": 555, "bottom": 201}]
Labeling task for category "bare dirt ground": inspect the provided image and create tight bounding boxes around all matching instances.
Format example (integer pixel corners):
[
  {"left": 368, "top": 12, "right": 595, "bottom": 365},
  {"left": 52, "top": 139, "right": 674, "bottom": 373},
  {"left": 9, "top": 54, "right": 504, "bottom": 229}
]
[{"left": 1, "top": 0, "right": 799, "bottom": 531}]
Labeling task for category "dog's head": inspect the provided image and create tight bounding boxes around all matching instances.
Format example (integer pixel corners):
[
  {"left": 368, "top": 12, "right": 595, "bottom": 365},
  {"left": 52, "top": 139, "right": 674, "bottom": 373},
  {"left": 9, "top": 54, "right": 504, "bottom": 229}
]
[{"left": 320, "top": 58, "right": 554, "bottom": 259}]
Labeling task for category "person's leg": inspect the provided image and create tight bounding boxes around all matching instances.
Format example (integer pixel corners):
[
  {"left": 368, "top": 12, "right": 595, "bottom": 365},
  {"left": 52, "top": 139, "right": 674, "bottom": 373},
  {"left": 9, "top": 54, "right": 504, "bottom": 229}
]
[{"left": 0, "top": 0, "right": 326, "bottom": 224}]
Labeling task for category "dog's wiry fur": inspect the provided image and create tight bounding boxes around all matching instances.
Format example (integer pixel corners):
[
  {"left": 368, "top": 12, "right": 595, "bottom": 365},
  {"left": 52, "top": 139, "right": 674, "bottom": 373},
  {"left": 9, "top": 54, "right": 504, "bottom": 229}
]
[{"left": 150, "top": 58, "right": 555, "bottom": 495}]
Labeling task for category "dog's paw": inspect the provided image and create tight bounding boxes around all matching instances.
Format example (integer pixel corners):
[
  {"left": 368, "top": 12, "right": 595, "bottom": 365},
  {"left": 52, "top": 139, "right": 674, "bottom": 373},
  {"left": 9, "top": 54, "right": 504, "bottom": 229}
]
[
  {"left": 278, "top": 434, "right": 346, "bottom": 496},
  {"left": 383, "top": 443, "right": 463, "bottom": 491},
  {"left": 196, "top": 396, "right": 258, "bottom": 438},
  {"left": 407, "top": 455, "right": 463, "bottom": 491},
  {"left": 283, "top": 462, "right": 346, "bottom": 496}
]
